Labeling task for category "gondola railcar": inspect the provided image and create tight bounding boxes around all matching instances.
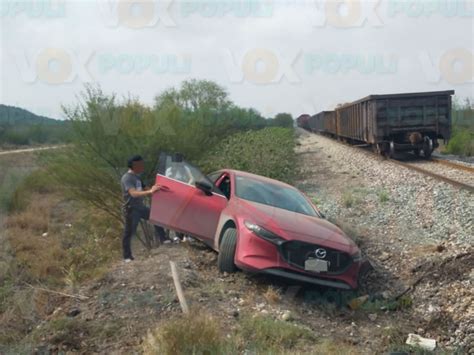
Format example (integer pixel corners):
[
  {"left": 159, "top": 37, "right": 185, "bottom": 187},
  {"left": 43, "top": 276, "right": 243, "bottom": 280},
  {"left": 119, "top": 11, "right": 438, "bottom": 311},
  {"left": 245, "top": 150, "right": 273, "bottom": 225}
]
[{"left": 334, "top": 90, "right": 454, "bottom": 158}]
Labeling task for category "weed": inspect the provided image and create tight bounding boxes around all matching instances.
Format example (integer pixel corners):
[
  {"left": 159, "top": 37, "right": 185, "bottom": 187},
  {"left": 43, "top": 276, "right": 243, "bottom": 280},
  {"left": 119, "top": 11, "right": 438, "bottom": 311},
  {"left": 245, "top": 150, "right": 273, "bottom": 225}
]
[
  {"left": 142, "top": 310, "right": 233, "bottom": 355},
  {"left": 239, "top": 314, "right": 315, "bottom": 353},
  {"left": 378, "top": 189, "right": 390, "bottom": 203},
  {"left": 342, "top": 191, "right": 355, "bottom": 208},
  {"left": 263, "top": 286, "right": 281, "bottom": 305}
]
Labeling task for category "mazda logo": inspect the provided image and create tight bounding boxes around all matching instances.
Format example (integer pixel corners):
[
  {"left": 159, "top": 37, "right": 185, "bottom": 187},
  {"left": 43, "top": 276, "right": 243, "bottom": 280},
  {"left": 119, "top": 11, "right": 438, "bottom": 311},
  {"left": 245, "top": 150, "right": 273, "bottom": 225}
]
[{"left": 315, "top": 248, "right": 327, "bottom": 259}]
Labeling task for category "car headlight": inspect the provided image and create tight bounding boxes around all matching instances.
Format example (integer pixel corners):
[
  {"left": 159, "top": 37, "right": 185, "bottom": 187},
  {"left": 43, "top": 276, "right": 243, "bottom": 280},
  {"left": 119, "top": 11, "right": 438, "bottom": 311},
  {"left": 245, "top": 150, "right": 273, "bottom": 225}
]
[{"left": 244, "top": 221, "right": 285, "bottom": 244}]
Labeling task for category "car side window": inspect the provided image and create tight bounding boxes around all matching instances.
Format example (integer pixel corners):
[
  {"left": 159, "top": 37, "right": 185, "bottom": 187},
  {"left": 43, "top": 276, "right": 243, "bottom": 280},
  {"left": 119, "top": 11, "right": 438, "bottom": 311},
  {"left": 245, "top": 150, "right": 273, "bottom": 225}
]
[
  {"left": 216, "top": 175, "right": 231, "bottom": 199},
  {"left": 165, "top": 159, "right": 195, "bottom": 186},
  {"left": 159, "top": 153, "right": 226, "bottom": 196}
]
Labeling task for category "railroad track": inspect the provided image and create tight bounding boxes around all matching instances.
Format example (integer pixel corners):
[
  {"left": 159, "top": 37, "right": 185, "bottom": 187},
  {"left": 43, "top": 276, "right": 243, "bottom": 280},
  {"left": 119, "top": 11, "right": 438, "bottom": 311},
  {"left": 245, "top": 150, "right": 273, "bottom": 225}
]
[
  {"left": 307, "top": 131, "right": 474, "bottom": 193},
  {"left": 431, "top": 157, "right": 474, "bottom": 173},
  {"left": 388, "top": 158, "right": 474, "bottom": 193}
]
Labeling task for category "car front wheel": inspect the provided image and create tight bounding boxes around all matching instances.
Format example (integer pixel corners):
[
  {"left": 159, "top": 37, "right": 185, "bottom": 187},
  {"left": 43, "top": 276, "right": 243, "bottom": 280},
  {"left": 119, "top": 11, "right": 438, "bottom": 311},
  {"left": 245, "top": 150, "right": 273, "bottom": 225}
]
[{"left": 218, "top": 228, "right": 237, "bottom": 273}]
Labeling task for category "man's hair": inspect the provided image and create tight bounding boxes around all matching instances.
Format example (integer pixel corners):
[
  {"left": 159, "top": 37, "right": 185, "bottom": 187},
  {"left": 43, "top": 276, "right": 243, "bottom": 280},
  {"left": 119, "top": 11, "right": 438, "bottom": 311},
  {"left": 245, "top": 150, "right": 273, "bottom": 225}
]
[{"left": 127, "top": 155, "right": 143, "bottom": 168}]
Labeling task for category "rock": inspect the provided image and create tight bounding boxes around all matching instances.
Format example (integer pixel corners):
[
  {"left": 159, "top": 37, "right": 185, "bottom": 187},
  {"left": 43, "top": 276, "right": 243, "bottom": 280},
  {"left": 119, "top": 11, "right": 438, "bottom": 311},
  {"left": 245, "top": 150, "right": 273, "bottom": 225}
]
[
  {"left": 281, "top": 310, "right": 292, "bottom": 321},
  {"left": 406, "top": 333, "right": 436, "bottom": 351},
  {"left": 42, "top": 232, "right": 48, "bottom": 237},
  {"left": 380, "top": 252, "right": 390, "bottom": 261},
  {"left": 67, "top": 308, "right": 81, "bottom": 317},
  {"left": 368, "top": 313, "right": 377, "bottom": 321}
]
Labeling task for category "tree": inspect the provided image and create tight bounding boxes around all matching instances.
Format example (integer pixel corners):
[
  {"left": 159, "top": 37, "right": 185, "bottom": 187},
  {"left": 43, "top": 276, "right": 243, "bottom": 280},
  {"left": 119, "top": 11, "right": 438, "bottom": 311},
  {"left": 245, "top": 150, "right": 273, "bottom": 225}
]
[
  {"left": 155, "top": 79, "right": 231, "bottom": 113},
  {"left": 272, "top": 113, "right": 294, "bottom": 128}
]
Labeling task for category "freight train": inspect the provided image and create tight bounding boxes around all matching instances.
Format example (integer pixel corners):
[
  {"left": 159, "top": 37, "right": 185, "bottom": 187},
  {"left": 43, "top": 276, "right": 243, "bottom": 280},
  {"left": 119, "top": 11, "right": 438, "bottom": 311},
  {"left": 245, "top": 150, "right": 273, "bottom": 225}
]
[{"left": 299, "top": 90, "right": 455, "bottom": 158}]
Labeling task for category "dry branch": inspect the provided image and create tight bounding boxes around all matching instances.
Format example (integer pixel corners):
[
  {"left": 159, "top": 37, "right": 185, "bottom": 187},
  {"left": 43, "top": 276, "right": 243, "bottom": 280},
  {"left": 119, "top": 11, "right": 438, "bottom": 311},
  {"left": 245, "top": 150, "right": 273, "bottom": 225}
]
[{"left": 170, "top": 261, "right": 189, "bottom": 314}]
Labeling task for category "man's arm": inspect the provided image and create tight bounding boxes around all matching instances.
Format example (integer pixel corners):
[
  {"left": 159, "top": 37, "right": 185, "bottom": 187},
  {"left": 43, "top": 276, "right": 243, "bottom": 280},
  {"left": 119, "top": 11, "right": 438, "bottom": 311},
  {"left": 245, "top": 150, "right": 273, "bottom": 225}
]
[{"left": 128, "top": 184, "right": 161, "bottom": 197}]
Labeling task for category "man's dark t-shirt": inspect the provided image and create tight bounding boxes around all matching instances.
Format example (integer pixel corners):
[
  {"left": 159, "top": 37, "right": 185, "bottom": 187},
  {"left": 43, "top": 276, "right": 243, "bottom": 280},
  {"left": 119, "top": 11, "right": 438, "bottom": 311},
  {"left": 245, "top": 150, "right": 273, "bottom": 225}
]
[{"left": 121, "top": 172, "right": 145, "bottom": 208}]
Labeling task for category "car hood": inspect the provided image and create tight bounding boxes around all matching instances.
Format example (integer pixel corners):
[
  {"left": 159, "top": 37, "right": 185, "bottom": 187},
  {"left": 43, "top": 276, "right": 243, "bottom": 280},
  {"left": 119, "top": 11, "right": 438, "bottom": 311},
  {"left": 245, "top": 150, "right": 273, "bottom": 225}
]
[{"left": 236, "top": 199, "right": 357, "bottom": 251}]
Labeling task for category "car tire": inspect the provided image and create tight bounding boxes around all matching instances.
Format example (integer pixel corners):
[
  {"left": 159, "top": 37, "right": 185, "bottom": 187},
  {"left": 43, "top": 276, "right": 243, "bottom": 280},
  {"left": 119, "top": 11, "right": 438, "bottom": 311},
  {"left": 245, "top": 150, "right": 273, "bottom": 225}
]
[{"left": 218, "top": 228, "right": 237, "bottom": 273}]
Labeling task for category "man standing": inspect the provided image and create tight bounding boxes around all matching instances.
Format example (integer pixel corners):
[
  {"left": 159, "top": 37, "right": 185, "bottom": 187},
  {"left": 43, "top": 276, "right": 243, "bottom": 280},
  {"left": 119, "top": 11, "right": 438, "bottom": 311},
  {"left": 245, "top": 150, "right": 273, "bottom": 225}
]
[{"left": 121, "top": 155, "right": 167, "bottom": 262}]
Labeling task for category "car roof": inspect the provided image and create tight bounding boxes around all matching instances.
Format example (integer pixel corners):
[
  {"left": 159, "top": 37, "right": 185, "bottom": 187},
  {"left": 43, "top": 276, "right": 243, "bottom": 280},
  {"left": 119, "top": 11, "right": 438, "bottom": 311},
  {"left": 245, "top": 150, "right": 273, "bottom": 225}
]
[{"left": 218, "top": 169, "right": 295, "bottom": 189}]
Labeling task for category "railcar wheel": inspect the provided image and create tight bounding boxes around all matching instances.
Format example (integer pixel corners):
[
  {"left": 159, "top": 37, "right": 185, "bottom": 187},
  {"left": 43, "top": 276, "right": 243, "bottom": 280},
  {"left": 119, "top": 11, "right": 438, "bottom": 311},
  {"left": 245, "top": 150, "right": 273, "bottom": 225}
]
[
  {"left": 373, "top": 143, "right": 384, "bottom": 156},
  {"left": 388, "top": 141, "right": 396, "bottom": 158},
  {"left": 423, "top": 137, "right": 433, "bottom": 159}
]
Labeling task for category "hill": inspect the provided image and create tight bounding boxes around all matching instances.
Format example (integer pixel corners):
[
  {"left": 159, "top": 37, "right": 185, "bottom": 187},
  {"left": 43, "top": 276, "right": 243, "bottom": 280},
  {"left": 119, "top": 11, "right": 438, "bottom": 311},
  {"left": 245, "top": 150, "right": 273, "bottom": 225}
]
[
  {"left": 0, "top": 105, "right": 60, "bottom": 125},
  {"left": 0, "top": 105, "right": 70, "bottom": 146}
]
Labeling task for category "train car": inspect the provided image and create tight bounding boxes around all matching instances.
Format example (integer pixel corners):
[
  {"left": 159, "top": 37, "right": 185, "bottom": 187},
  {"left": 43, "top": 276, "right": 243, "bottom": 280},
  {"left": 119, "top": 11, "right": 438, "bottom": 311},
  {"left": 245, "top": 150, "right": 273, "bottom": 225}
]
[
  {"left": 296, "top": 114, "right": 311, "bottom": 130},
  {"left": 309, "top": 111, "right": 336, "bottom": 134},
  {"left": 335, "top": 90, "right": 454, "bottom": 157}
]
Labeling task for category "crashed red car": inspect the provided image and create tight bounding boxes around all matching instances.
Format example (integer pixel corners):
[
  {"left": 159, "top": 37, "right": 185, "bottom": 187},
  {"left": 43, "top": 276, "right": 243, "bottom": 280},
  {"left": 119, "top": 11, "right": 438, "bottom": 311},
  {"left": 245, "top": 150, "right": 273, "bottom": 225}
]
[{"left": 150, "top": 154, "right": 364, "bottom": 290}]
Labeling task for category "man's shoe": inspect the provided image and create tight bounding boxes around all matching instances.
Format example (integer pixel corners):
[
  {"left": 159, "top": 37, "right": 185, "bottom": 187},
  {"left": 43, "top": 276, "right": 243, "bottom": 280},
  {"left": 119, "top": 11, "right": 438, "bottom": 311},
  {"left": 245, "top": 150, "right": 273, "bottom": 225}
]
[
  {"left": 163, "top": 240, "right": 172, "bottom": 244},
  {"left": 124, "top": 258, "right": 133, "bottom": 263}
]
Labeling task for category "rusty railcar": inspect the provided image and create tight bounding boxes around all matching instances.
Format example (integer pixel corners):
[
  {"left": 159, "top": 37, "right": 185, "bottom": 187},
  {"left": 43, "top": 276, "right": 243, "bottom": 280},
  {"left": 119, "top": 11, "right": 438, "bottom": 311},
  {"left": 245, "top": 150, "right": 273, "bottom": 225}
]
[
  {"left": 335, "top": 90, "right": 454, "bottom": 157},
  {"left": 309, "top": 111, "right": 336, "bottom": 135},
  {"left": 296, "top": 114, "right": 311, "bottom": 130}
]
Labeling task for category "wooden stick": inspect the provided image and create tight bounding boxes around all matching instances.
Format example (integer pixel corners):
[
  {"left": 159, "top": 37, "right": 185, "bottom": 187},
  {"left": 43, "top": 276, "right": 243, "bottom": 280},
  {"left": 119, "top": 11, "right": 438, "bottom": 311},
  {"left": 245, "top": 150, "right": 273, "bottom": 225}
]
[
  {"left": 169, "top": 261, "right": 189, "bottom": 314},
  {"left": 26, "top": 283, "right": 89, "bottom": 301}
]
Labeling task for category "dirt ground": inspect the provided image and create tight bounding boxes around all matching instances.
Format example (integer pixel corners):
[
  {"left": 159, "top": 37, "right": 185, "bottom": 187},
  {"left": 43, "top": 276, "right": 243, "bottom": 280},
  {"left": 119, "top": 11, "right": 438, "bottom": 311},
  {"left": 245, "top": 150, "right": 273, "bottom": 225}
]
[{"left": 14, "top": 130, "right": 473, "bottom": 354}]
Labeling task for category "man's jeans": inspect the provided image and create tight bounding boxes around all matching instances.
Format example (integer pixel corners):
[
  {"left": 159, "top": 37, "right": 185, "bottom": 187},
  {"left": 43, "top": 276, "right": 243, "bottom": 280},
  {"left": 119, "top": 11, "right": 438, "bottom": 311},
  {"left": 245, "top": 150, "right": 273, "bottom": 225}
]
[{"left": 122, "top": 204, "right": 166, "bottom": 259}]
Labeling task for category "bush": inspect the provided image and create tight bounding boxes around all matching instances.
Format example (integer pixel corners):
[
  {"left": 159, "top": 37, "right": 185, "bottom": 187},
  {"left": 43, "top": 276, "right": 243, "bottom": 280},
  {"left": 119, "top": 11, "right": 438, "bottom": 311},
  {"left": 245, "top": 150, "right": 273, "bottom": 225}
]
[
  {"left": 8, "top": 169, "right": 55, "bottom": 212},
  {"left": 445, "top": 98, "right": 474, "bottom": 156},
  {"left": 445, "top": 128, "right": 474, "bottom": 156},
  {"left": 199, "top": 127, "right": 296, "bottom": 184}
]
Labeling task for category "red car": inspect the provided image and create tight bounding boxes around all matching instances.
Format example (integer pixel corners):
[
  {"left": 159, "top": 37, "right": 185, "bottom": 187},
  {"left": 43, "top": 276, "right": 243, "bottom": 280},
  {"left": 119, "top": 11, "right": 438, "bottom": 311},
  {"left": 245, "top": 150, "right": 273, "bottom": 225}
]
[{"left": 150, "top": 154, "right": 364, "bottom": 289}]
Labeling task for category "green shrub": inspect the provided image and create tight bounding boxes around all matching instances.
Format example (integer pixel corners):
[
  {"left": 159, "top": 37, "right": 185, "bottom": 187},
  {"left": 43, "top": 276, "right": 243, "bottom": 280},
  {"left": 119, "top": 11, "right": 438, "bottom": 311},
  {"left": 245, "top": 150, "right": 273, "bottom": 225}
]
[
  {"left": 445, "top": 129, "right": 474, "bottom": 156},
  {"left": 199, "top": 127, "right": 296, "bottom": 184},
  {"left": 8, "top": 169, "right": 56, "bottom": 212}
]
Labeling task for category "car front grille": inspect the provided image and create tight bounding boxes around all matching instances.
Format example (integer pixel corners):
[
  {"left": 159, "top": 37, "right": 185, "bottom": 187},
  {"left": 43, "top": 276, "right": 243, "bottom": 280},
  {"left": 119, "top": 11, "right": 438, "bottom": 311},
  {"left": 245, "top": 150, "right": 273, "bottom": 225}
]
[{"left": 279, "top": 240, "right": 352, "bottom": 274}]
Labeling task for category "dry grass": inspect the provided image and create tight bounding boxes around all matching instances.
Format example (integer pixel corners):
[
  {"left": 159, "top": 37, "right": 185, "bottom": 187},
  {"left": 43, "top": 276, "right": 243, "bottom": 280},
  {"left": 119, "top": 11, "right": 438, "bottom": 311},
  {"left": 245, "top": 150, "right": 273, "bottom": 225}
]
[
  {"left": 330, "top": 217, "right": 367, "bottom": 246},
  {"left": 239, "top": 314, "right": 316, "bottom": 353},
  {"left": 263, "top": 286, "right": 281, "bottom": 305},
  {"left": 5, "top": 194, "right": 66, "bottom": 283},
  {"left": 142, "top": 309, "right": 232, "bottom": 355},
  {"left": 313, "top": 339, "right": 362, "bottom": 354}
]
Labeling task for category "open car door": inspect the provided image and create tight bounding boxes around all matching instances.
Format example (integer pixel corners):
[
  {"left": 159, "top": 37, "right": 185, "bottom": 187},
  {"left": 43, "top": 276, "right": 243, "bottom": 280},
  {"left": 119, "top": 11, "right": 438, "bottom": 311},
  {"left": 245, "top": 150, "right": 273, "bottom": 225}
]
[{"left": 150, "top": 153, "right": 227, "bottom": 244}]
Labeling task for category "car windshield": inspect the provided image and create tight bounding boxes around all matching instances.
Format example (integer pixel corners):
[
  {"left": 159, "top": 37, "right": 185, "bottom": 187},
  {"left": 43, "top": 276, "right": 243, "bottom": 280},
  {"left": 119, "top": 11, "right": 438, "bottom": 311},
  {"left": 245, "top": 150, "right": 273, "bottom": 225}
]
[{"left": 235, "top": 175, "right": 317, "bottom": 217}]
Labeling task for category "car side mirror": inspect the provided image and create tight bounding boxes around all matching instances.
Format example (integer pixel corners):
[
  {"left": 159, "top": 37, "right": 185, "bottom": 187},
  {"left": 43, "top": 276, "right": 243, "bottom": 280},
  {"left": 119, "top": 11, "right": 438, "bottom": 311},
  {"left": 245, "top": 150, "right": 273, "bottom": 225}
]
[{"left": 196, "top": 180, "right": 213, "bottom": 196}]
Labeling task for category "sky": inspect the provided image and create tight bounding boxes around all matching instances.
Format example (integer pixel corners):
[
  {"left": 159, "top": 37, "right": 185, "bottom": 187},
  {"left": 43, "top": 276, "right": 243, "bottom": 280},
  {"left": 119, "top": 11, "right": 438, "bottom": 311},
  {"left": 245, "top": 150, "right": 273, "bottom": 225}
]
[{"left": 1, "top": 0, "right": 473, "bottom": 120}]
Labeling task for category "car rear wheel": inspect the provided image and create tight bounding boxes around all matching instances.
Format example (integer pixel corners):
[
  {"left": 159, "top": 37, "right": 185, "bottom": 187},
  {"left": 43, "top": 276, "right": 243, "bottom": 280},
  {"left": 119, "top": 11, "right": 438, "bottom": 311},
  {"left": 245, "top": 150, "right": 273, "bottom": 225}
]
[{"left": 218, "top": 228, "right": 237, "bottom": 273}]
